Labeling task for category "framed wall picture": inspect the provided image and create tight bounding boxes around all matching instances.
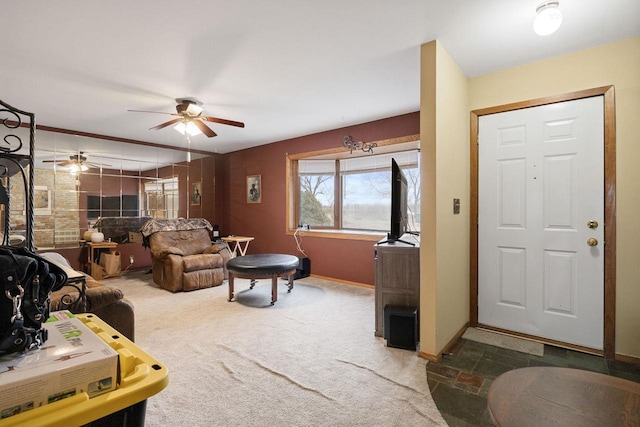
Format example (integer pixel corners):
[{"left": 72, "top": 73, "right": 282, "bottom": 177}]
[
  {"left": 191, "top": 182, "right": 202, "bottom": 206},
  {"left": 246, "top": 175, "right": 262, "bottom": 204},
  {"left": 34, "top": 185, "right": 51, "bottom": 215}
]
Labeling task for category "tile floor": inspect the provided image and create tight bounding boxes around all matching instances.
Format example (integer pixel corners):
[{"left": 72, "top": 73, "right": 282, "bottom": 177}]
[{"left": 426, "top": 337, "right": 640, "bottom": 426}]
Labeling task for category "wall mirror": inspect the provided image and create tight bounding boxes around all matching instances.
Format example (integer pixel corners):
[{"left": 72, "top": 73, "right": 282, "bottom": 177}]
[{"left": 7, "top": 126, "right": 210, "bottom": 249}]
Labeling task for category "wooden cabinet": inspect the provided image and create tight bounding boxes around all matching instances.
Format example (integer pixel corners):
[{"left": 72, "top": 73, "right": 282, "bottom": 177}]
[{"left": 374, "top": 235, "right": 420, "bottom": 337}]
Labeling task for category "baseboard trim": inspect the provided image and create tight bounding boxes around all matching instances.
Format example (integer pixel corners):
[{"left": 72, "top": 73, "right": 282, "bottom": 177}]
[
  {"left": 615, "top": 353, "right": 640, "bottom": 365},
  {"left": 418, "top": 322, "right": 469, "bottom": 363},
  {"left": 309, "top": 274, "right": 373, "bottom": 289}
]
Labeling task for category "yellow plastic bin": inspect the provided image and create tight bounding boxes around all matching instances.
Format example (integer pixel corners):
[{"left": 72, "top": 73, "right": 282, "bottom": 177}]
[{"left": 0, "top": 313, "right": 169, "bottom": 427}]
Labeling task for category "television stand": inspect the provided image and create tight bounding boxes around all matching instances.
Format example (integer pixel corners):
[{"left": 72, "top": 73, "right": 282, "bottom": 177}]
[
  {"left": 376, "top": 233, "right": 416, "bottom": 246},
  {"left": 374, "top": 234, "right": 420, "bottom": 338}
]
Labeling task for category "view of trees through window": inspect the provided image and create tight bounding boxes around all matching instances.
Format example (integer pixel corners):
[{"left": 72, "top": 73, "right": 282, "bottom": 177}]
[{"left": 299, "top": 151, "right": 420, "bottom": 233}]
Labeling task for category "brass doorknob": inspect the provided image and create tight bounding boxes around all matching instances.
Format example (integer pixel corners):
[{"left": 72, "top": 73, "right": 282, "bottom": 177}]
[
  {"left": 587, "top": 238, "right": 598, "bottom": 246},
  {"left": 587, "top": 220, "right": 599, "bottom": 229}
]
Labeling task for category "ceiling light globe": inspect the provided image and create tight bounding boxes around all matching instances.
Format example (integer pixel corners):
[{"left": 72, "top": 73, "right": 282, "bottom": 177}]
[
  {"left": 534, "top": 2, "right": 563, "bottom": 36},
  {"left": 174, "top": 121, "right": 202, "bottom": 137}
]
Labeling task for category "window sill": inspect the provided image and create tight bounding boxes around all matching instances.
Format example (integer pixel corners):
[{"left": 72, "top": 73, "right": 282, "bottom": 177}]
[{"left": 286, "top": 228, "right": 385, "bottom": 242}]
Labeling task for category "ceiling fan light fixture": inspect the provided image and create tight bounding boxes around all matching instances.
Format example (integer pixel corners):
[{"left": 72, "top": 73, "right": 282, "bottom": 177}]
[
  {"left": 174, "top": 121, "right": 202, "bottom": 136},
  {"left": 534, "top": 0, "right": 563, "bottom": 36},
  {"left": 68, "top": 163, "right": 88, "bottom": 175},
  {"left": 185, "top": 103, "right": 203, "bottom": 116}
]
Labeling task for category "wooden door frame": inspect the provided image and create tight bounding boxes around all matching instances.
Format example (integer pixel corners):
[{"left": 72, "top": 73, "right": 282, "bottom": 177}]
[{"left": 470, "top": 86, "right": 616, "bottom": 358}]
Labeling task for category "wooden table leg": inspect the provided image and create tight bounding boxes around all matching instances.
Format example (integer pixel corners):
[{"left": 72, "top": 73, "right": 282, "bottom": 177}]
[
  {"left": 228, "top": 273, "right": 235, "bottom": 302},
  {"left": 271, "top": 274, "right": 278, "bottom": 305},
  {"left": 237, "top": 241, "right": 250, "bottom": 256}
]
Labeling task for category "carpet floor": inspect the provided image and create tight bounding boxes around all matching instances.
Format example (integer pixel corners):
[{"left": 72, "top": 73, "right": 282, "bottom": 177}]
[{"left": 105, "top": 271, "right": 447, "bottom": 426}]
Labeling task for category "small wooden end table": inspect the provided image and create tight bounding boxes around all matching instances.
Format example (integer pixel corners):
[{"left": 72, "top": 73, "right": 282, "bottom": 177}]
[
  {"left": 221, "top": 236, "right": 254, "bottom": 257},
  {"left": 87, "top": 241, "right": 118, "bottom": 280}
]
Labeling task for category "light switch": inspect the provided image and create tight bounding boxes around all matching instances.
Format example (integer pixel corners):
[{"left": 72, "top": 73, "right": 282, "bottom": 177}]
[{"left": 453, "top": 198, "right": 460, "bottom": 214}]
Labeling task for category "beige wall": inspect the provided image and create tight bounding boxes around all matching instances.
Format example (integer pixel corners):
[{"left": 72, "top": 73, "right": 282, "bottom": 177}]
[
  {"left": 420, "top": 41, "right": 438, "bottom": 355},
  {"left": 420, "top": 41, "right": 471, "bottom": 358},
  {"left": 469, "top": 37, "right": 640, "bottom": 359},
  {"left": 420, "top": 36, "right": 640, "bottom": 359}
]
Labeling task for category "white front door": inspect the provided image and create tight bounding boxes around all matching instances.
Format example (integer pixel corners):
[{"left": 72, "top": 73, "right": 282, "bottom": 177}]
[{"left": 478, "top": 96, "right": 604, "bottom": 349}]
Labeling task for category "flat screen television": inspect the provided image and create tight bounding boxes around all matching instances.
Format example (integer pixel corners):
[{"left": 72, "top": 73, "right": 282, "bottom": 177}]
[
  {"left": 86, "top": 195, "right": 139, "bottom": 219},
  {"left": 380, "top": 158, "right": 414, "bottom": 245},
  {"left": 390, "top": 158, "right": 408, "bottom": 239}
]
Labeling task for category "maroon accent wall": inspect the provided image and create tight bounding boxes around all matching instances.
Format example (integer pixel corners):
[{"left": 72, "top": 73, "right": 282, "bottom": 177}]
[{"left": 223, "top": 112, "right": 419, "bottom": 285}]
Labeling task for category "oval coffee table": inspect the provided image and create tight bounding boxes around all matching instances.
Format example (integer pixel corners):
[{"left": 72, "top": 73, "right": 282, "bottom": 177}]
[
  {"left": 227, "top": 254, "right": 299, "bottom": 305},
  {"left": 487, "top": 366, "right": 640, "bottom": 426}
]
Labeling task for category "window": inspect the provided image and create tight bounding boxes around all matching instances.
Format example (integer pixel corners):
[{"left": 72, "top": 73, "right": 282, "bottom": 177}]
[
  {"left": 144, "top": 177, "right": 179, "bottom": 219},
  {"left": 298, "top": 160, "right": 335, "bottom": 227},
  {"left": 288, "top": 136, "right": 420, "bottom": 239}
]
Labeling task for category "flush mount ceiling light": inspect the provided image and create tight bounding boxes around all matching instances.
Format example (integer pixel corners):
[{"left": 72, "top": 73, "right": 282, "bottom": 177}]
[{"left": 534, "top": 0, "right": 563, "bottom": 36}]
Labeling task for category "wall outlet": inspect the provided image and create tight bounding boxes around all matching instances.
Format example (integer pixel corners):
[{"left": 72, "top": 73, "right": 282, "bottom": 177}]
[{"left": 129, "top": 255, "right": 135, "bottom": 265}]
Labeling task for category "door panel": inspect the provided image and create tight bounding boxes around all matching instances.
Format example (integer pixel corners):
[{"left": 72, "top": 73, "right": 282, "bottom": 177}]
[{"left": 478, "top": 96, "right": 604, "bottom": 349}]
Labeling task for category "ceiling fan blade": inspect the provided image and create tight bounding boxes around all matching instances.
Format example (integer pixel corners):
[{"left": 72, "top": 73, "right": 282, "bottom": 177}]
[
  {"left": 194, "top": 120, "right": 217, "bottom": 138},
  {"left": 202, "top": 116, "right": 245, "bottom": 128},
  {"left": 150, "top": 118, "right": 183, "bottom": 130},
  {"left": 128, "top": 109, "right": 178, "bottom": 116}
]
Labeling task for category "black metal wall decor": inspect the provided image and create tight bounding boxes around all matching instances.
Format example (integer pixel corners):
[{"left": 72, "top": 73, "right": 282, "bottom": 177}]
[
  {"left": 342, "top": 135, "right": 376, "bottom": 154},
  {"left": 0, "top": 99, "right": 35, "bottom": 250}
]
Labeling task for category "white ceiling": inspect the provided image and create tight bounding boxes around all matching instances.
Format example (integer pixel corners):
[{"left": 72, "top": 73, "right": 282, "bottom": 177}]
[{"left": 1, "top": 0, "right": 638, "bottom": 155}]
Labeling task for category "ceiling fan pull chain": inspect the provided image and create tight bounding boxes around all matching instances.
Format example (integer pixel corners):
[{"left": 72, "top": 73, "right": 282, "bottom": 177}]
[{"left": 186, "top": 134, "right": 191, "bottom": 163}]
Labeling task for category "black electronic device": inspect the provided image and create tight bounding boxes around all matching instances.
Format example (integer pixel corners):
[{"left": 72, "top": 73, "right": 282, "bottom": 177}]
[
  {"left": 384, "top": 305, "right": 418, "bottom": 351},
  {"left": 283, "top": 257, "right": 310, "bottom": 280},
  {"left": 378, "top": 158, "right": 415, "bottom": 245}
]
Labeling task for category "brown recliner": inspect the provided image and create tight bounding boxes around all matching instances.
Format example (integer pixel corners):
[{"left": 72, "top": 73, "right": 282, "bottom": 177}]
[{"left": 141, "top": 218, "right": 231, "bottom": 292}]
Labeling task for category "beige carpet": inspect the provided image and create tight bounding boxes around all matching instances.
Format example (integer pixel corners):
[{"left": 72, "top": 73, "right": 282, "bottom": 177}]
[
  {"left": 104, "top": 271, "right": 447, "bottom": 426},
  {"left": 462, "top": 327, "right": 544, "bottom": 356}
]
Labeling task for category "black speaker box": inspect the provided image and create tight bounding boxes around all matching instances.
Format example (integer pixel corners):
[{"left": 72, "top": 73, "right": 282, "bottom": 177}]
[
  {"left": 284, "top": 257, "right": 310, "bottom": 280},
  {"left": 384, "top": 305, "right": 418, "bottom": 351}
]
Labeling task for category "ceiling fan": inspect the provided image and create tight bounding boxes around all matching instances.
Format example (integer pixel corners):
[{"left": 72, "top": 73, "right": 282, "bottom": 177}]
[
  {"left": 42, "top": 152, "right": 110, "bottom": 172},
  {"left": 128, "top": 98, "right": 245, "bottom": 138}
]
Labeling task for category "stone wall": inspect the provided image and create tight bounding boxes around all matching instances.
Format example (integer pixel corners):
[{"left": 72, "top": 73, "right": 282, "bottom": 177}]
[{"left": 9, "top": 168, "right": 79, "bottom": 248}]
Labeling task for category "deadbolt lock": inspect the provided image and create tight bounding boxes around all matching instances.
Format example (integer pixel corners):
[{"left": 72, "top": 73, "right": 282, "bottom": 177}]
[
  {"left": 587, "top": 238, "right": 598, "bottom": 246},
  {"left": 587, "top": 220, "right": 599, "bottom": 229}
]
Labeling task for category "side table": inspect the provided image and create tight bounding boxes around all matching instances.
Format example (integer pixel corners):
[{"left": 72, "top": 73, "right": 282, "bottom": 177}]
[
  {"left": 87, "top": 241, "right": 118, "bottom": 280},
  {"left": 221, "top": 236, "right": 254, "bottom": 257}
]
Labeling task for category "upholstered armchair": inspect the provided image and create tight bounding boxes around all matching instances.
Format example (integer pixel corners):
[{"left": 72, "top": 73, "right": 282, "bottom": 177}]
[{"left": 141, "top": 218, "right": 231, "bottom": 292}]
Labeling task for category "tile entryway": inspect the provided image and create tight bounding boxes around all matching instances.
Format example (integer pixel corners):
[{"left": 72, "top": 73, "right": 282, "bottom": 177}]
[{"left": 427, "top": 338, "right": 640, "bottom": 426}]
